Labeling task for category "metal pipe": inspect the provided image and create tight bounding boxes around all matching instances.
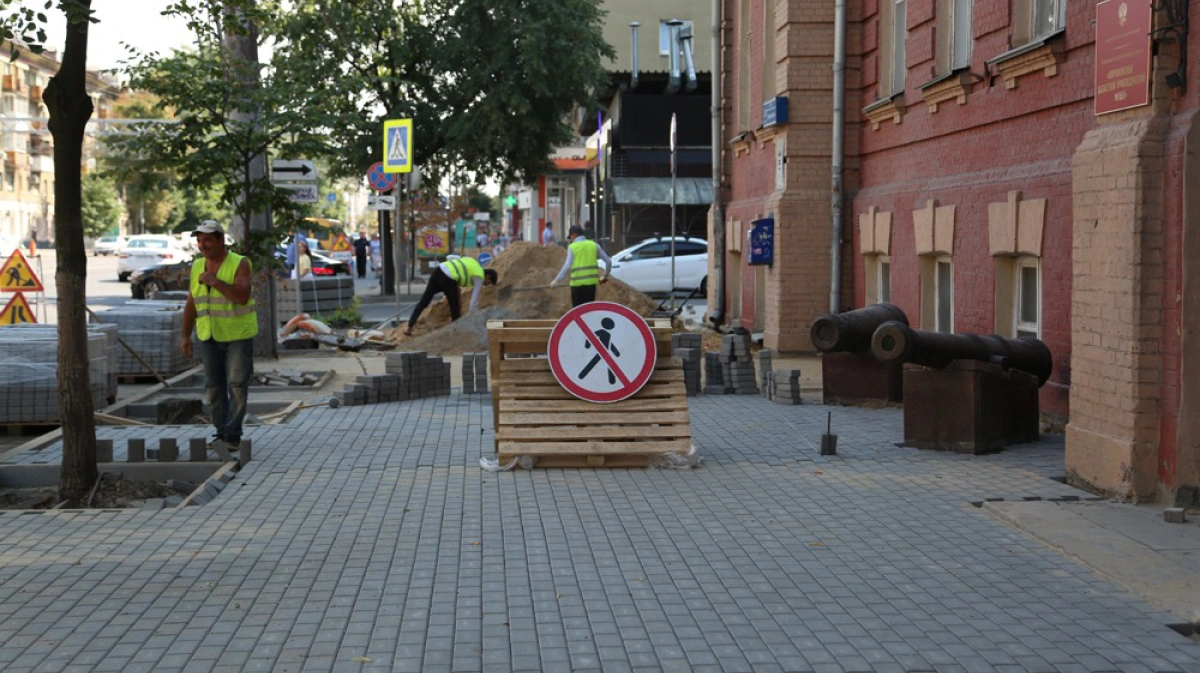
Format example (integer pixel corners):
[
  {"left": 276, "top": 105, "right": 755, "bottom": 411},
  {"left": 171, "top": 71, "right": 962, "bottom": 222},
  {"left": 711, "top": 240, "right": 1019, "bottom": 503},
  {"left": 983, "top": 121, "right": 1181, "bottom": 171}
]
[
  {"left": 709, "top": 0, "right": 726, "bottom": 327},
  {"left": 630, "top": 22, "right": 640, "bottom": 91},
  {"left": 681, "top": 25, "right": 698, "bottom": 93},
  {"left": 829, "top": 0, "right": 847, "bottom": 313},
  {"left": 665, "top": 19, "right": 683, "bottom": 95}
]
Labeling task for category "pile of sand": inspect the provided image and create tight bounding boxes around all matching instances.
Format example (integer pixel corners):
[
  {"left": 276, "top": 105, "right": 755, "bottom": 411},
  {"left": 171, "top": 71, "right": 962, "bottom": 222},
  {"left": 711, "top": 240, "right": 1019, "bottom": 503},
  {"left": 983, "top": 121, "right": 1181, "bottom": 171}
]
[{"left": 384, "top": 241, "right": 661, "bottom": 354}]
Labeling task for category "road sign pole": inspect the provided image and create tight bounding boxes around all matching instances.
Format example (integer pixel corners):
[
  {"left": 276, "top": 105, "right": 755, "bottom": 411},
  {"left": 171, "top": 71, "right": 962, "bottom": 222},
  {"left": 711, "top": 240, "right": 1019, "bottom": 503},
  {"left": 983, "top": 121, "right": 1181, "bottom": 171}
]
[
  {"left": 395, "top": 180, "right": 405, "bottom": 318},
  {"left": 380, "top": 209, "right": 394, "bottom": 297}
]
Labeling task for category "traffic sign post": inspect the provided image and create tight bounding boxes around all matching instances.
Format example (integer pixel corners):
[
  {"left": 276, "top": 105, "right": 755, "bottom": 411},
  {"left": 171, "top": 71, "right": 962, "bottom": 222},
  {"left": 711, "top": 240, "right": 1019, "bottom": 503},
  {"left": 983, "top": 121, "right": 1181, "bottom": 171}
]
[
  {"left": 0, "top": 292, "right": 35, "bottom": 325},
  {"left": 383, "top": 119, "right": 414, "bottom": 174},
  {"left": 368, "top": 194, "right": 396, "bottom": 211},
  {"left": 548, "top": 302, "right": 657, "bottom": 403},
  {"left": 367, "top": 161, "right": 398, "bottom": 193},
  {"left": 276, "top": 183, "right": 319, "bottom": 204},
  {"left": 271, "top": 159, "right": 317, "bottom": 181}
]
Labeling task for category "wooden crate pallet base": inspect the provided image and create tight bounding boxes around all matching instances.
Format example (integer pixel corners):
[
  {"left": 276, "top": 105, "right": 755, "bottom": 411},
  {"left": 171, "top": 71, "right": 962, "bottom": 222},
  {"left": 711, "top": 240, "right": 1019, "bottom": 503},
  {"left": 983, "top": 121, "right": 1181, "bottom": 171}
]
[{"left": 488, "top": 318, "right": 693, "bottom": 468}]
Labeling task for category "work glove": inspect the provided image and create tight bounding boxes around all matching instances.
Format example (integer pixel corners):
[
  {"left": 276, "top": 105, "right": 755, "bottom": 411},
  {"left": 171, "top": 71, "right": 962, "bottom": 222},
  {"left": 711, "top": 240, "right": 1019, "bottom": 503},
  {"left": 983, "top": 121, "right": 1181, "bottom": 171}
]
[{"left": 549, "top": 279, "right": 559, "bottom": 288}]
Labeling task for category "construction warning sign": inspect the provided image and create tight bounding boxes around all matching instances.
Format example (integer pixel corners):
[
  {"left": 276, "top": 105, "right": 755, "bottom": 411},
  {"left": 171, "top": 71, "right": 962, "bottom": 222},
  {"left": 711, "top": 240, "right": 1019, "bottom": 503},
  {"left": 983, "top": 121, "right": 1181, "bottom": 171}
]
[
  {"left": 329, "top": 232, "right": 351, "bottom": 252},
  {"left": 0, "top": 249, "right": 42, "bottom": 292},
  {"left": 0, "top": 292, "right": 35, "bottom": 325}
]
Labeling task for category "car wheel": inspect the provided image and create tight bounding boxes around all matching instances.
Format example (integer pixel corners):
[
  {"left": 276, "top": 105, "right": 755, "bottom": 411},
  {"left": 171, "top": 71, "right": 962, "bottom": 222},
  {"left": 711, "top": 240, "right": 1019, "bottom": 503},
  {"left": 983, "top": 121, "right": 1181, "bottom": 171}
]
[
  {"left": 700, "top": 276, "right": 708, "bottom": 298},
  {"left": 118, "top": 272, "right": 130, "bottom": 282},
  {"left": 142, "top": 280, "right": 161, "bottom": 300}
]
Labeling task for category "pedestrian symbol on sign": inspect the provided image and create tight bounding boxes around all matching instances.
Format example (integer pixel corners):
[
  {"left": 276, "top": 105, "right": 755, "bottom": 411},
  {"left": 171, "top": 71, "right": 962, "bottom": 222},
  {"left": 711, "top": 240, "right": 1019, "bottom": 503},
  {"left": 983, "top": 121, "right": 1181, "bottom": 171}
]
[
  {"left": 388, "top": 127, "right": 407, "bottom": 163},
  {"left": 0, "top": 249, "right": 43, "bottom": 293},
  {"left": 578, "top": 317, "right": 620, "bottom": 384}
]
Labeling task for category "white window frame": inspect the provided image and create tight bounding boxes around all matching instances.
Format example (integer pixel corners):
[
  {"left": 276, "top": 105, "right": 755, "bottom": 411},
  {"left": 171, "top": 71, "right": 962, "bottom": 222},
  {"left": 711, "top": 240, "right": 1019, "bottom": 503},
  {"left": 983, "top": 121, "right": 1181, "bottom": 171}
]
[
  {"left": 879, "top": 257, "right": 892, "bottom": 304},
  {"left": 934, "top": 256, "right": 953, "bottom": 333},
  {"left": 1014, "top": 257, "right": 1041, "bottom": 338},
  {"left": 950, "top": 0, "right": 973, "bottom": 70}
]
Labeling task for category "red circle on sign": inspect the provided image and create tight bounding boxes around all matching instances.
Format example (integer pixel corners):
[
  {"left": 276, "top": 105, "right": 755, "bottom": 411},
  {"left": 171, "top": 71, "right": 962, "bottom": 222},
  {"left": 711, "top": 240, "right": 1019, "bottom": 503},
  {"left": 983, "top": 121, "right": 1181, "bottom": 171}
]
[
  {"left": 548, "top": 302, "right": 657, "bottom": 403},
  {"left": 367, "top": 162, "right": 397, "bottom": 192}
]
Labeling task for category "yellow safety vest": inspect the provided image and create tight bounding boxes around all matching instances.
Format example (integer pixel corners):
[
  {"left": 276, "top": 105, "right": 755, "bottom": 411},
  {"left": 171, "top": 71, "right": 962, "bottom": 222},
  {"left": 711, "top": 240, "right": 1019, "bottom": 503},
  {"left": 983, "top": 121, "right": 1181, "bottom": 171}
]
[
  {"left": 444, "top": 257, "right": 484, "bottom": 287},
  {"left": 191, "top": 252, "right": 258, "bottom": 342},
  {"left": 569, "top": 239, "right": 600, "bottom": 287}
]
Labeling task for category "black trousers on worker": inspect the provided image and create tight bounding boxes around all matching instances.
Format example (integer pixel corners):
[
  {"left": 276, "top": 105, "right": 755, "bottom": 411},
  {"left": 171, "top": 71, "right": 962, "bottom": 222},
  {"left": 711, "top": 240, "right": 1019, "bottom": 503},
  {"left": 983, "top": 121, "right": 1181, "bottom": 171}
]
[
  {"left": 408, "top": 267, "right": 461, "bottom": 328},
  {"left": 570, "top": 284, "right": 597, "bottom": 308}
]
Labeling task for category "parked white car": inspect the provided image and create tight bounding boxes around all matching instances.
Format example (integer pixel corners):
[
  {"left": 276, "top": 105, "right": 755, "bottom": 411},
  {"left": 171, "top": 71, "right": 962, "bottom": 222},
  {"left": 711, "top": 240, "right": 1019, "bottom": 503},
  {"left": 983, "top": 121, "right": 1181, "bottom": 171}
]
[
  {"left": 0, "top": 236, "right": 24, "bottom": 257},
  {"left": 117, "top": 235, "right": 194, "bottom": 282},
  {"left": 608, "top": 236, "right": 708, "bottom": 296},
  {"left": 92, "top": 235, "right": 127, "bottom": 256}
]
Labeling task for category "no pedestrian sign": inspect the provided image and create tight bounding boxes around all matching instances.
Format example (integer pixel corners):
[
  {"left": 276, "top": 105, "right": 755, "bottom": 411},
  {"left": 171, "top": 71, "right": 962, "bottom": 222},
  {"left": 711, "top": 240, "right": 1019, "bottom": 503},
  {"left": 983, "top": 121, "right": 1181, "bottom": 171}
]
[{"left": 548, "top": 302, "right": 657, "bottom": 403}]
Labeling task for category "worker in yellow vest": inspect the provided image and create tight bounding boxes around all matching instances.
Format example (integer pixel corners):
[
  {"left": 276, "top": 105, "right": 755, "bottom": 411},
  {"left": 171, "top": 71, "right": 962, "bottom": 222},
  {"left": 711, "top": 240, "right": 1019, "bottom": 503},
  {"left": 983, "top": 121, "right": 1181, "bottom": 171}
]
[
  {"left": 403, "top": 256, "right": 499, "bottom": 336},
  {"left": 551, "top": 224, "right": 613, "bottom": 307},
  {"left": 181, "top": 221, "right": 258, "bottom": 455}
]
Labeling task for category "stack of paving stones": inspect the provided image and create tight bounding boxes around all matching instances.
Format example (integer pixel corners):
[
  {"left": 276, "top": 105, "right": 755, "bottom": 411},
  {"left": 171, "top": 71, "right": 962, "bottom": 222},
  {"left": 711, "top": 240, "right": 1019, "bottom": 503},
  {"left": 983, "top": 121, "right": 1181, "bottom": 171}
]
[
  {"left": 461, "top": 352, "right": 489, "bottom": 394},
  {"left": 1, "top": 323, "right": 118, "bottom": 403},
  {"left": 703, "top": 352, "right": 729, "bottom": 394},
  {"left": 94, "top": 301, "right": 192, "bottom": 377},
  {"left": 770, "top": 368, "right": 803, "bottom": 405},
  {"left": 721, "top": 332, "right": 760, "bottom": 395},
  {"left": 0, "top": 327, "right": 109, "bottom": 423},
  {"left": 758, "top": 349, "right": 774, "bottom": 399},
  {"left": 336, "top": 351, "right": 452, "bottom": 406},
  {"left": 671, "top": 333, "right": 703, "bottom": 396}
]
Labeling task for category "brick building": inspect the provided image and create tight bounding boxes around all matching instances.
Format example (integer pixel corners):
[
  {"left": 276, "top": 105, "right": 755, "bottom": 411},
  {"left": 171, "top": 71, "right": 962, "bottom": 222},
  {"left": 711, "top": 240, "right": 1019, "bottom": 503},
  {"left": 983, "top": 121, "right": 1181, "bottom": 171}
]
[{"left": 712, "top": 1, "right": 1200, "bottom": 504}]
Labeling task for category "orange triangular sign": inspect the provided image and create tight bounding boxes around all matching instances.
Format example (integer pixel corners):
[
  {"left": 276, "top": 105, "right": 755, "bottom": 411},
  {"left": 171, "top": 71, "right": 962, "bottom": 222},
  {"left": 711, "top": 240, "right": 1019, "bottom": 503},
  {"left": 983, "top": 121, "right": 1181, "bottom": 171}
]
[
  {"left": 0, "top": 249, "right": 42, "bottom": 292},
  {"left": 331, "top": 233, "right": 351, "bottom": 252},
  {"left": 0, "top": 292, "right": 35, "bottom": 325}
]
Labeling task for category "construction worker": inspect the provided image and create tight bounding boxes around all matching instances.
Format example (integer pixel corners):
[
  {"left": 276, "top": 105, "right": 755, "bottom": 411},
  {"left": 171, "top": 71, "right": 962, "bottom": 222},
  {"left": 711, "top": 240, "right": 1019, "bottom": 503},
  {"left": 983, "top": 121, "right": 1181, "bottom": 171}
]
[
  {"left": 550, "top": 224, "right": 612, "bottom": 307},
  {"left": 181, "top": 220, "right": 257, "bottom": 455},
  {"left": 403, "top": 256, "right": 499, "bottom": 336}
]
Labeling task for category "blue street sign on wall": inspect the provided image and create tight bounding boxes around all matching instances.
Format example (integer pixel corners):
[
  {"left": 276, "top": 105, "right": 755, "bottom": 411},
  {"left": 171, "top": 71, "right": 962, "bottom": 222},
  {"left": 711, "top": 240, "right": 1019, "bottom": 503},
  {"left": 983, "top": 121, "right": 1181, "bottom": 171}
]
[{"left": 748, "top": 218, "right": 774, "bottom": 266}]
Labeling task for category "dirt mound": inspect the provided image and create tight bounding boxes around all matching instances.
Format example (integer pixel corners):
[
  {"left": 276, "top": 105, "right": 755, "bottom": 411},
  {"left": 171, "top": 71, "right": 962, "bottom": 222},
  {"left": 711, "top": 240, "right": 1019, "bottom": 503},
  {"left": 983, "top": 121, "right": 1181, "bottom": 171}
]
[{"left": 384, "top": 241, "right": 660, "bottom": 353}]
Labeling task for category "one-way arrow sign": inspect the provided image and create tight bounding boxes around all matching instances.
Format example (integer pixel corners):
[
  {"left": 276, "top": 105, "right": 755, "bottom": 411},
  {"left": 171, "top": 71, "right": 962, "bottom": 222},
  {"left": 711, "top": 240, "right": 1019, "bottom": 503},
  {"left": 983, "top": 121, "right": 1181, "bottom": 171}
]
[{"left": 271, "top": 159, "right": 317, "bottom": 182}]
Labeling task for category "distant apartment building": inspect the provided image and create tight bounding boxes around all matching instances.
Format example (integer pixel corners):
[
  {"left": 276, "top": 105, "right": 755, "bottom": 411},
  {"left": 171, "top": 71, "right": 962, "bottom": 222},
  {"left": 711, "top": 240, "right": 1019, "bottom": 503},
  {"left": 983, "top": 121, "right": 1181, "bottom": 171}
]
[{"left": 0, "top": 45, "right": 120, "bottom": 245}]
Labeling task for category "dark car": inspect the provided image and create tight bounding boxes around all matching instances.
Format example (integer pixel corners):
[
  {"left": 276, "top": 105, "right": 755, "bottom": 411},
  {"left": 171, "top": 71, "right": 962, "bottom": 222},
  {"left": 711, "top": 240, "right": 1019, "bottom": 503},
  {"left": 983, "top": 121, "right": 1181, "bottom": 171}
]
[{"left": 129, "top": 251, "right": 350, "bottom": 299}]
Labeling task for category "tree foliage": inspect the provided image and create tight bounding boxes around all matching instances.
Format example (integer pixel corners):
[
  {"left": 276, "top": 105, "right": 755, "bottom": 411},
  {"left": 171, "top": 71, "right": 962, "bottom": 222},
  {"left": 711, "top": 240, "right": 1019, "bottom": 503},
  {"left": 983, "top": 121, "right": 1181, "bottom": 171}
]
[
  {"left": 266, "top": 0, "right": 614, "bottom": 184},
  {"left": 80, "top": 172, "right": 121, "bottom": 238}
]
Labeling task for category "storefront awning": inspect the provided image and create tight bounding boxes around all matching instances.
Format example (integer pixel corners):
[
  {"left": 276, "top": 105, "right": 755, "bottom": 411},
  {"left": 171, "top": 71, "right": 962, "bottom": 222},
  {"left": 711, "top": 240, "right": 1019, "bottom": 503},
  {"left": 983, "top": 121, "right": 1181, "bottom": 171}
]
[{"left": 610, "top": 177, "right": 713, "bottom": 206}]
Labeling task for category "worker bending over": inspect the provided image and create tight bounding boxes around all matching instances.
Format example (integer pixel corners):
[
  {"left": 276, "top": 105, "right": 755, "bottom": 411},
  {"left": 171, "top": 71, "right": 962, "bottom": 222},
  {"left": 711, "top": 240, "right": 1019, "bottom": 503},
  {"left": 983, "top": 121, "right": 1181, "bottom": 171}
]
[{"left": 404, "top": 256, "right": 498, "bottom": 336}]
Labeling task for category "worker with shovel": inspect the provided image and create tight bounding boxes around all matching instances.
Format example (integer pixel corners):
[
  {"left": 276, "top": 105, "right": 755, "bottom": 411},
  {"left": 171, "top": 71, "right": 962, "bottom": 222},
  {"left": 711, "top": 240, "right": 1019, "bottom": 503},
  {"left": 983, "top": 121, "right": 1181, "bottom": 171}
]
[
  {"left": 403, "top": 257, "right": 498, "bottom": 336},
  {"left": 550, "top": 225, "right": 612, "bottom": 307}
]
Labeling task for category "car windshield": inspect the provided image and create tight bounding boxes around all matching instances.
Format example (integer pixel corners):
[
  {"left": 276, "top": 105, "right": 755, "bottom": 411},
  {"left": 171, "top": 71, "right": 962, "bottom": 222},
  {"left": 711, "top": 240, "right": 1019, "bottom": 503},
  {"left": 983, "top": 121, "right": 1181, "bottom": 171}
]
[{"left": 132, "top": 239, "right": 169, "bottom": 249}]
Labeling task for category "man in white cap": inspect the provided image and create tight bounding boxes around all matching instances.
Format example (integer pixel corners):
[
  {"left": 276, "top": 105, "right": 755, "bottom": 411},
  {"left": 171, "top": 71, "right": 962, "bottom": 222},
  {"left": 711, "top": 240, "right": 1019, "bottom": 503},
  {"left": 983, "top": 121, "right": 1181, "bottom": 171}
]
[{"left": 181, "top": 220, "right": 258, "bottom": 456}]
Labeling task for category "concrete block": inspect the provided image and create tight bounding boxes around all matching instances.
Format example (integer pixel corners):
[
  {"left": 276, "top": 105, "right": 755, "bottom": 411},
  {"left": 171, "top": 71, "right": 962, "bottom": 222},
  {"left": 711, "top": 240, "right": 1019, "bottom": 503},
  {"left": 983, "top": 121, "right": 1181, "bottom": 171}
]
[
  {"left": 142, "top": 498, "right": 165, "bottom": 511},
  {"left": 189, "top": 438, "right": 207, "bottom": 462},
  {"left": 96, "top": 439, "right": 114, "bottom": 463},
  {"left": 127, "top": 438, "right": 145, "bottom": 463},
  {"left": 164, "top": 496, "right": 183, "bottom": 507},
  {"left": 1164, "top": 508, "right": 1187, "bottom": 523},
  {"left": 239, "top": 439, "right": 252, "bottom": 464},
  {"left": 158, "top": 438, "right": 178, "bottom": 462}
]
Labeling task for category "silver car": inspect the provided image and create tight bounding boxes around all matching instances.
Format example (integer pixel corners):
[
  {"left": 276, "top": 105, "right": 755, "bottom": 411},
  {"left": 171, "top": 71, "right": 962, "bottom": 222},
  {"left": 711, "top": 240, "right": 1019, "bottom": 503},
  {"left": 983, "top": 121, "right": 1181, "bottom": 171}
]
[
  {"left": 92, "top": 235, "right": 126, "bottom": 256},
  {"left": 117, "top": 235, "right": 193, "bottom": 282}
]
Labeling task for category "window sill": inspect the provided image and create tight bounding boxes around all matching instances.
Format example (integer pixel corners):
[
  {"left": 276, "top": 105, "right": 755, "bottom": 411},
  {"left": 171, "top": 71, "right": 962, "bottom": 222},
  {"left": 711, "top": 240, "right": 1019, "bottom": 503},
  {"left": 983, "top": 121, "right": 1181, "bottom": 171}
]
[
  {"left": 920, "top": 69, "right": 973, "bottom": 113},
  {"left": 986, "top": 30, "right": 1066, "bottom": 90},
  {"left": 863, "top": 94, "right": 906, "bottom": 131},
  {"left": 729, "top": 131, "right": 754, "bottom": 157},
  {"left": 755, "top": 124, "right": 779, "bottom": 148}
]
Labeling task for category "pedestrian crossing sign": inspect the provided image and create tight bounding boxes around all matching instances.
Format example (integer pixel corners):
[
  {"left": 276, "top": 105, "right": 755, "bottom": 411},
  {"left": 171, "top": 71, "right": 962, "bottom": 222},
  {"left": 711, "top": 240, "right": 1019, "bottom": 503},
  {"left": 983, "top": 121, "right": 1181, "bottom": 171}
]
[
  {"left": 383, "top": 118, "right": 413, "bottom": 174},
  {"left": 0, "top": 292, "right": 34, "bottom": 324},
  {"left": 0, "top": 249, "right": 42, "bottom": 292}
]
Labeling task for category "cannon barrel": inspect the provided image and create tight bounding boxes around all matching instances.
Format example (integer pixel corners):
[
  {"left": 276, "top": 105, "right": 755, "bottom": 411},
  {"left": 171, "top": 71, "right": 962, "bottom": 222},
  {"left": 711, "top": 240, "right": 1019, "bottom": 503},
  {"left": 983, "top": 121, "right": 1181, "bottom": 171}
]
[
  {"left": 810, "top": 303, "right": 909, "bottom": 353},
  {"left": 870, "top": 321, "right": 1053, "bottom": 387}
]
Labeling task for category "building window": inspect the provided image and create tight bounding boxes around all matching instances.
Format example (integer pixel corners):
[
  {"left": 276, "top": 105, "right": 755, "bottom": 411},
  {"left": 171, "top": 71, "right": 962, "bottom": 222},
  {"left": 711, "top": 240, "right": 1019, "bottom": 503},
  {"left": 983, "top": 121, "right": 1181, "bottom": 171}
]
[
  {"left": 738, "top": 0, "right": 752, "bottom": 130},
  {"left": 4, "top": 171, "right": 13, "bottom": 192},
  {"left": 937, "top": 0, "right": 973, "bottom": 72},
  {"left": 1014, "top": 0, "right": 1066, "bottom": 45},
  {"left": 920, "top": 255, "right": 953, "bottom": 332},
  {"left": 659, "top": 19, "right": 693, "bottom": 56},
  {"left": 761, "top": 2, "right": 776, "bottom": 104},
  {"left": 1015, "top": 258, "right": 1040, "bottom": 338},
  {"left": 865, "top": 254, "right": 892, "bottom": 305},
  {"left": 880, "top": 0, "right": 908, "bottom": 97}
]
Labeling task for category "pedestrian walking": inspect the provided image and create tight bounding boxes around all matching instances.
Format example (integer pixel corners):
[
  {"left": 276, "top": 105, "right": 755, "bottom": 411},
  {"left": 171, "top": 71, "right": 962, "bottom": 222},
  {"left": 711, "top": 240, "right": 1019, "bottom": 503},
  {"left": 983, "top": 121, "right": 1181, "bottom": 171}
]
[
  {"left": 403, "top": 256, "right": 498, "bottom": 336},
  {"left": 476, "top": 228, "right": 489, "bottom": 248},
  {"left": 370, "top": 233, "right": 382, "bottom": 278},
  {"left": 542, "top": 222, "right": 556, "bottom": 246},
  {"left": 295, "top": 239, "right": 313, "bottom": 279},
  {"left": 353, "top": 231, "right": 370, "bottom": 279},
  {"left": 550, "top": 224, "right": 612, "bottom": 307},
  {"left": 181, "top": 220, "right": 257, "bottom": 454}
]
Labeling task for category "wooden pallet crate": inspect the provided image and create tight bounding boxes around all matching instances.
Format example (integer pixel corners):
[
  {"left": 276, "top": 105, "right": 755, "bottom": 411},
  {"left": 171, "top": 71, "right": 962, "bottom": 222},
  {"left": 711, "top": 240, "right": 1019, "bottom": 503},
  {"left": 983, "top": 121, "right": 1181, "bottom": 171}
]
[{"left": 487, "top": 318, "right": 691, "bottom": 467}]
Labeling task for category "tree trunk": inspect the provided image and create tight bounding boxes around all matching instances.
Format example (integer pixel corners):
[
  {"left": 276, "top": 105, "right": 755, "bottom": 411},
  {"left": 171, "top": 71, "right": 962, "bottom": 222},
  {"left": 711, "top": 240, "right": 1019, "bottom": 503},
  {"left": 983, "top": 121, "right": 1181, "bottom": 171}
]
[
  {"left": 45, "top": 2, "right": 97, "bottom": 503},
  {"left": 224, "top": 3, "right": 277, "bottom": 359}
]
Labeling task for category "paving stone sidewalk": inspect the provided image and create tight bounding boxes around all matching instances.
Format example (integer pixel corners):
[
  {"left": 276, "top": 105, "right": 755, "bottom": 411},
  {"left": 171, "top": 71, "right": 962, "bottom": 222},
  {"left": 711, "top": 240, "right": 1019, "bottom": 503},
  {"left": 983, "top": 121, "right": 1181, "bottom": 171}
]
[{"left": 0, "top": 395, "right": 1197, "bottom": 673}]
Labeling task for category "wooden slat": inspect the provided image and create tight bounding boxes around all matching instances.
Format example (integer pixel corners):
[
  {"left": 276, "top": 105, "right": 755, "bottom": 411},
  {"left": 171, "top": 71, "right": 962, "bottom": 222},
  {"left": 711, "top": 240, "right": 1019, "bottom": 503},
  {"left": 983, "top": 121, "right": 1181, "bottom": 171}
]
[
  {"left": 498, "top": 439, "right": 690, "bottom": 455},
  {"left": 499, "top": 454, "right": 652, "bottom": 468},
  {"left": 500, "top": 397, "right": 688, "bottom": 413},
  {"left": 499, "top": 358, "right": 682, "bottom": 373},
  {"left": 495, "top": 369, "right": 685, "bottom": 386},
  {"left": 498, "top": 426, "right": 690, "bottom": 440},
  {"left": 499, "top": 411, "right": 690, "bottom": 426},
  {"left": 497, "top": 383, "right": 683, "bottom": 400}
]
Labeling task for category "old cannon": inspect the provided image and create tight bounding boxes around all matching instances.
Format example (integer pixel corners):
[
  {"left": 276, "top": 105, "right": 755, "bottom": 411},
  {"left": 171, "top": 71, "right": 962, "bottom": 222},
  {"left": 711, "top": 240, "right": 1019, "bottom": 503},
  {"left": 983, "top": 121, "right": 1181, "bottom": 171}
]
[
  {"left": 810, "top": 304, "right": 909, "bottom": 406},
  {"left": 810, "top": 303, "right": 908, "bottom": 353},
  {"left": 869, "top": 321, "right": 1052, "bottom": 386}
]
